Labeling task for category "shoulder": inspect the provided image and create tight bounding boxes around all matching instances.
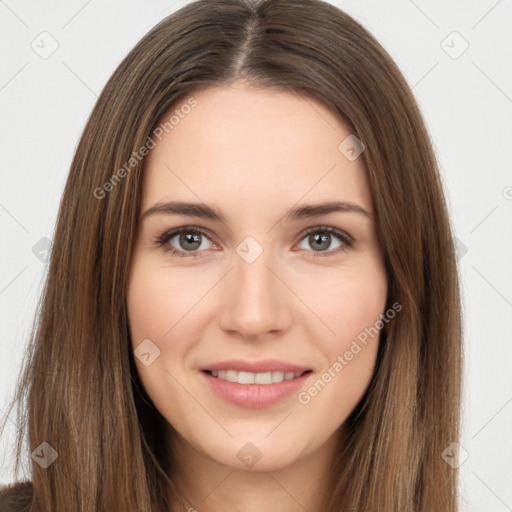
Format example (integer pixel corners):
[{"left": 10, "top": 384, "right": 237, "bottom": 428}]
[{"left": 0, "top": 482, "right": 33, "bottom": 512}]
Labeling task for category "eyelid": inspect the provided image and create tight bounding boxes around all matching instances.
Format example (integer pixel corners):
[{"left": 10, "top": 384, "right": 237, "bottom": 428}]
[{"left": 155, "top": 225, "right": 354, "bottom": 258}]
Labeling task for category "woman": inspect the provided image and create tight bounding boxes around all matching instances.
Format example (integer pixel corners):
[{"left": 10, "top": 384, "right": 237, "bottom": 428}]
[{"left": 0, "top": 0, "right": 463, "bottom": 510}]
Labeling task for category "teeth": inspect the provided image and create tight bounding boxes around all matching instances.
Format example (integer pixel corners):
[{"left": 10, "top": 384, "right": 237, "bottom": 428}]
[
  {"left": 238, "top": 371, "right": 255, "bottom": 384},
  {"left": 225, "top": 370, "right": 238, "bottom": 383},
  {"left": 210, "top": 370, "right": 303, "bottom": 384}
]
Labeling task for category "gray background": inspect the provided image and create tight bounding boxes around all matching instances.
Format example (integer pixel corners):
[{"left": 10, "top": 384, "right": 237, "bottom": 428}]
[{"left": 1, "top": 1, "right": 511, "bottom": 510}]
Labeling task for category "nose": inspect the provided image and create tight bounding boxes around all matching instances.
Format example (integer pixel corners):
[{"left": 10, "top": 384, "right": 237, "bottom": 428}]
[{"left": 218, "top": 245, "right": 292, "bottom": 339}]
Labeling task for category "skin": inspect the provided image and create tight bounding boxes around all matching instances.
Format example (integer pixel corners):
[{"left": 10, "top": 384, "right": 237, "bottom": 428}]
[{"left": 127, "top": 81, "right": 388, "bottom": 512}]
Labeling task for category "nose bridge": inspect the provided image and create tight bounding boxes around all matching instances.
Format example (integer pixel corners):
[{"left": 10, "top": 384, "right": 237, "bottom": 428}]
[{"left": 219, "top": 238, "right": 289, "bottom": 336}]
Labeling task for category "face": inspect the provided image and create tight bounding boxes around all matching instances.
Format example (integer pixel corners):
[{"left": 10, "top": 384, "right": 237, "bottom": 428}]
[{"left": 127, "top": 81, "right": 388, "bottom": 472}]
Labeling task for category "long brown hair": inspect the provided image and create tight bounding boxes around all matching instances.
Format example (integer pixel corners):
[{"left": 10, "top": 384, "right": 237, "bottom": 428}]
[{"left": 1, "top": 0, "right": 463, "bottom": 510}]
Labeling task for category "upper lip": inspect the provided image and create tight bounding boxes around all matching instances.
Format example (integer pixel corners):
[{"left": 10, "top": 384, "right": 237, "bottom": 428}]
[{"left": 201, "top": 359, "right": 311, "bottom": 374}]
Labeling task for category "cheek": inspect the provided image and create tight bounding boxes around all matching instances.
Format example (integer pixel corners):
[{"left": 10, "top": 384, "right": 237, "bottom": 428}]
[
  {"left": 334, "top": 280, "right": 386, "bottom": 341},
  {"left": 126, "top": 264, "right": 200, "bottom": 414},
  {"left": 295, "top": 268, "right": 386, "bottom": 430},
  {"left": 297, "top": 258, "right": 387, "bottom": 408},
  {"left": 300, "top": 259, "right": 387, "bottom": 347},
  {"left": 127, "top": 263, "right": 199, "bottom": 347},
  {"left": 127, "top": 262, "right": 214, "bottom": 404},
  {"left": 127, "top": 276, "right": 168, "bottom": 347}
]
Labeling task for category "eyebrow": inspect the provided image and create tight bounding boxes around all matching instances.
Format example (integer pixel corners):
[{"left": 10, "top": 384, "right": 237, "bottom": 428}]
[{"left": 142, "top": 200, "right": 372, "bottom": 223}]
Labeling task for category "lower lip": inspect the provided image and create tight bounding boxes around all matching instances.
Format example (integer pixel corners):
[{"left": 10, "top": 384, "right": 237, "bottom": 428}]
[{"left": 200, "top": 371, "right": 312, "bottom": 409}]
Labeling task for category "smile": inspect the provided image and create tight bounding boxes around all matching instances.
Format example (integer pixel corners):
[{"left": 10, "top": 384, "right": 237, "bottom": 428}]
[{"left": 200, "top": 368, "right": 313, "bottom": 408}]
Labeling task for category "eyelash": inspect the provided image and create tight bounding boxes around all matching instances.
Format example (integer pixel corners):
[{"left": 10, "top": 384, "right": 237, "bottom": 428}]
[{"left": 155, "top": 225, "right": 354, "bottom": 259}]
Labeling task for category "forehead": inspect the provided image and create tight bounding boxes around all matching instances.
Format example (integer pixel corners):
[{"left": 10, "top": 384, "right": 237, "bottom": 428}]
[{"left": 141, "top": 83, "right": 373, "bottom": 217}]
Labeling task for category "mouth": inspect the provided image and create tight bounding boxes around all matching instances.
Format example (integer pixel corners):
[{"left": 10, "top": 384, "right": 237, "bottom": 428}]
[
  {"left": 199, "top": 362, "right": 313, "bottom": 408},
  {"left": 203, "top": 369, "right": 312, "bottom": 385}
]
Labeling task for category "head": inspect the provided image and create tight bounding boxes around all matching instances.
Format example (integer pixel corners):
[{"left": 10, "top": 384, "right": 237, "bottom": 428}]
[{"left": 3, "top": 1, "right": 462, "bottom": 511}]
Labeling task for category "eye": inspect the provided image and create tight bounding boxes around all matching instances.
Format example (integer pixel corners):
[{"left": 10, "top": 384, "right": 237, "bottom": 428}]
[
  {"left": 156, "top": 227, "right": 215, "bottom": 258},
  {"left": 296, "top": 226, "right": 353, "bottom": 258}
]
